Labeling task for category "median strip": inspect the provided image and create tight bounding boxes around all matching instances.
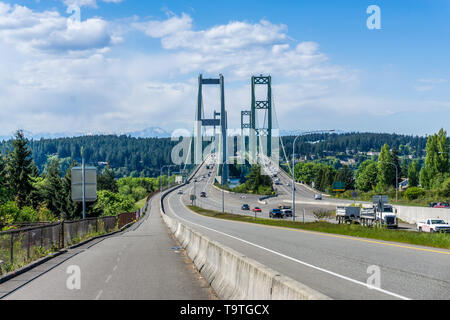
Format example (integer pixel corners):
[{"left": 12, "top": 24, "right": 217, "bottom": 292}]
[{"left": 187, "top": 206, "right": 450, "bottom": 251}]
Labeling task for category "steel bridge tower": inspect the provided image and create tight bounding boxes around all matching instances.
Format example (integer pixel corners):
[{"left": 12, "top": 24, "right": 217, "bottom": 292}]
[
  {"left": 195, "top": 74, "right": 228, "bottom": 183},
  {"left": 249, "top": 75, "right": 273, "bottom": 161}
]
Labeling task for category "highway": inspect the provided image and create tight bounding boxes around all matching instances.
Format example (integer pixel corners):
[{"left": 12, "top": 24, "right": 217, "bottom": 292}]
[
  {"left": 164, "top": 161, "right": 450, "bottom": 300},
  {"left": 1, "top": 195, "right": 215, "bottom": 300}
]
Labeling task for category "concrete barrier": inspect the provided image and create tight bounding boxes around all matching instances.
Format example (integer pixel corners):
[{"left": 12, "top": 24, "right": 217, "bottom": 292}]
[
  {"left": 160, "top": 212, "right": 330, "bottom": 300},
  {"left": 394, "top": 205, "right": 450, "bottom": 225}
]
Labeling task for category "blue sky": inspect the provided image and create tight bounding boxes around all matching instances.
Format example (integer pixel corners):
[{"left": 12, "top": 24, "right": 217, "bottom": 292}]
[{"left": 0, "top": 0, "right": 449, "bottom": 137}]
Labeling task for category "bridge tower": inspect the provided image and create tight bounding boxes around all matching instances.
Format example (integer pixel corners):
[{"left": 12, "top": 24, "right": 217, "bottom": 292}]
[
  {"left": 249, "top": 75, "right": 273, "bottom": 160},
  {"left": 195, "top": 74, "right": 228, "bottom": 183}
]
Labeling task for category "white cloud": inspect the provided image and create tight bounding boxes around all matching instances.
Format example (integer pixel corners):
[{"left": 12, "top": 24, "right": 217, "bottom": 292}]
[{"left": 0, "top": 2, "right": 117, "bottom": 54}]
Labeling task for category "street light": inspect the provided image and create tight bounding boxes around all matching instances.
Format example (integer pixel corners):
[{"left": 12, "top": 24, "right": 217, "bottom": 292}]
[
  {"left": 381, "top": 161, "right": 399, "bottom": 203},
  {"left": 292, "top": 130, "right": 335, "bottom": 221}
]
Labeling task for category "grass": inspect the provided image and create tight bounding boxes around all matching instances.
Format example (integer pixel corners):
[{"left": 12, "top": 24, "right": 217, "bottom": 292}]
[{"left": 187, "top": 206, "right": 450, "bottom": 250}]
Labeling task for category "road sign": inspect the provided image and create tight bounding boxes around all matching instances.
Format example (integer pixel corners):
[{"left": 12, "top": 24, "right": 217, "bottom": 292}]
[
  {"left": 71, "top": 166, "right": 97, "bottom": 202},
  {"left": 333, "top": 182, "right": 345, "bottom": 192},
  {"left": 373, "top": 195, "right": 388, "bottom": 205}
]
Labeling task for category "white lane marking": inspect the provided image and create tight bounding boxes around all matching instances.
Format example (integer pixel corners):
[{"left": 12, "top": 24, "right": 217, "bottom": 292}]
[
  {"left": 113, "top": 265, "right": 118, "bottom": 272},
  {"left": 167, "top": 192, "right": 411, "bottom": 300},
  {"left": 105, "top": 275, "right": 112, "bottom": 283},
  {"left": 95, "top": 290, "right": 103, "bottom": 300},
  {"left": 117, "top": 257, "right": 121, "bottom": 262}
]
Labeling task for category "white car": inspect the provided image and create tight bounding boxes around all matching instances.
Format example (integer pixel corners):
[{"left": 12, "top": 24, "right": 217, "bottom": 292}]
[{"left": 315, "top": 194, "right": 323, "bottom": 200}]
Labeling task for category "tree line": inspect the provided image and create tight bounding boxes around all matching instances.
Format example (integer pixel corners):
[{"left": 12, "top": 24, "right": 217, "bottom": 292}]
[
  {"left": 0, "top": 131, "right": 174, "bottom": 229},
  {"left": 292, "top": 129, "right": 450, "bottom": 200}
]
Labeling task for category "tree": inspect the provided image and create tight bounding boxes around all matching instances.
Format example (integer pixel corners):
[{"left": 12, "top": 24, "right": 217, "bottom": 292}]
[
  {"left": 6, "top": 131, "right": 36, "bottom": 208},
  {"left": 61, "top": 161, "right": 81, "bottom": 220},
  {"left": 377, "top": 144, "right": 395, "bottom": 189},
  {"left": 43, "top": 157, "right": 65, "bottom": 218},
  {"left": 391, "top": 147, "right": 401, "bottom": 185},
  {"left": 98, "top": 166, "right": 118, "bottom": 193},
  {"left": 408, "top": 160, "right": 420, "bottom": 188},
  {"left": 420, "top": 129, "right": 450, "bottom": 189},
  {"left": 0, "top": 155, "right": 10, "bottom": 204},
  {"left": 334, "top": 166, "right": 355, "bottom": 190},
  {"left": 356, "top": 160, "right": 378, "bottom": 192}
]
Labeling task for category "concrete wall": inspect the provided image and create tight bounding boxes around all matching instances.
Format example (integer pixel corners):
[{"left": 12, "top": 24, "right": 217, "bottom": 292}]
[
  {"left": 394, "top": 205, "right": 450, "bottom": 225},
  {"left": 160, "top": 211, "right": 330, "bottom": 300}
]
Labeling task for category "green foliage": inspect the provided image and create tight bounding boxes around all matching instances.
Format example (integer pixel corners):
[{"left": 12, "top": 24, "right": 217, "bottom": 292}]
[
  {"left": 408, "top": 160, "right": 420, "bottom": 188},
  {"left": 420, "top": 129, "right": 450, "bottom": 190},
  {"left": 6, "top": 130, "right": 36, "bottom": 208},
  {"left": 98, "top": 166, "right": 118, "bottom": 193},
  {"left": 93, "top": 190, "right": 136, "bottom": 217},
  {"left": 404, "top": 187, "right": 425, "bottom": 201},
  {"left": 232, "top": 165, "right": 274, "bottom": 195},
  {"left": 440, "top": 178, "right": 450, "bottom": 198},
  {"left": 377, "top": 144, "right": 395, "bottom": 189},
  {"left": 334, "top": 166, "right": 355, "bottom": 190},
  {"left": 356, "top": 160, "right": 378, "bottom": 192}
]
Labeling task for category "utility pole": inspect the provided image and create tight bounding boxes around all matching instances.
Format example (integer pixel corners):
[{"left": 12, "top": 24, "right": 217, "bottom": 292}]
[{"left": 81, "top": 147, "right": 86, "bottom": 220}]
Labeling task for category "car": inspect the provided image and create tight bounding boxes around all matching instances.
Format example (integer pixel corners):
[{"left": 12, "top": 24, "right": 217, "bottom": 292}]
[
  {"left": 269, "top": 209, "right": 284, "bottom": 219},
  {"left": 241, "top": 204, "right": 250, "bottom": 211},
  {"left": 281, "top": 209, "right": 293, "bottom": 217},
  {"left": 252, "top": 207, "right": 262, "bottom": 213},
  {"left": 315, "top": 194, "right": 323, "bottom": 200},
  {"left": 178, "top": 190, "right": 184, "bottom": 195},
  {"left": 200, "top": 192, "right": 207, "bottom": 198},
  {"left": 433, "top": 202, "right": 449, "bottom": 208},
  {"left": 429, "top": 202, "right": 438, "bottom": 208}
]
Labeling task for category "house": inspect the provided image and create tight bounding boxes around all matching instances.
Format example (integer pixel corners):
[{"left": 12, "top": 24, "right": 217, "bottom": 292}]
[{"left": 399, "top": 179, "right": 409, "bottom": 190}]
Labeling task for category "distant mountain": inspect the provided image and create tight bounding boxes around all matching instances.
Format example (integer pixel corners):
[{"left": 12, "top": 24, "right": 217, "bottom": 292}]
[
  {"left": 280, "top": 129, "right": 347, "bottom": 137},
  {"left": 127, "top": 127, "right": 171, "bottom": 138},
  {"left": 0, "top": 127, "right": 172, "bottom": 141}
]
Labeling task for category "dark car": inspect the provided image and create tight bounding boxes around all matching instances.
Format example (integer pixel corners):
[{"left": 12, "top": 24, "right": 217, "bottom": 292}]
[
  {"left": 241, "top": 204, "right": 250, "bottom": 211},
  {"left": 200, "top": 192, "right": 207, "bottom": 198},
  {"left": 269, "top": 209, "right": 284, "bottom": 219}
]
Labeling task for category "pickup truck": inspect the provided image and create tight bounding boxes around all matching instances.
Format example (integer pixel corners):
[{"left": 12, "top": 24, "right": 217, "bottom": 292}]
[{"left": 417, "top": 219, "right": 450, "bottom": 233}]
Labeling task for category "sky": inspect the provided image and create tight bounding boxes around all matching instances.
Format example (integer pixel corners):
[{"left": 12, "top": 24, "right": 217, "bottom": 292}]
[{"left": 0, "top": 0, "right": 449, "bottom": 137}]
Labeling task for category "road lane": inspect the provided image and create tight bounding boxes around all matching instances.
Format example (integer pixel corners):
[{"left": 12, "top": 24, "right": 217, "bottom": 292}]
[
  {"left": 2, "top": 195, "right": 215, "bottom": 300},
  {"left": 165, "top": 163, "right": 450, "bottom": 300}
]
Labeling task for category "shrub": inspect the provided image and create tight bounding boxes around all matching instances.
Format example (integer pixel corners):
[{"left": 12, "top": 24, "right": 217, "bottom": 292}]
[
  {"left": 404, "top": 187, "right": 425, "bottom": 201},
  {"left": 440, "top": 178, "right": 450, "bottom": 198}
]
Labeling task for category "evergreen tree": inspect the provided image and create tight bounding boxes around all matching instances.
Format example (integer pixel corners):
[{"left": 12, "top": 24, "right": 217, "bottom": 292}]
[
  {"left": 6, "top": 130, "right": 35, "bottom": 208},
  {"left": 408, "top": 160, "right": 420, "bottom": 188},
  {"left": 43, "top": 158, "right": 65, "bottom": 218},
  {"left": 391, "top": 147, "right": 401, "bottom": 185},
  {"left": 61, "top": 162, "right": 80, "bottom": 220},
  {"left": 98, "top": 166, "right": 118, "bottom": 193},
  {"left": 0, "top": 154, "right": 10, "bottom": 203}
]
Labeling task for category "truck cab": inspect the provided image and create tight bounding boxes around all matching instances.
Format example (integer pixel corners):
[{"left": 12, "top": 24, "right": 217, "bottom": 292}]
[{"left": 376, "top": 205, "right": 398, "bottom": 229}]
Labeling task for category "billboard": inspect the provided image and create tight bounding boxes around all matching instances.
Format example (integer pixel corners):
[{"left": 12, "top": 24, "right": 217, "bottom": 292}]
[{"left": 71, "top": 166, "right": 97, "bottom": 202}]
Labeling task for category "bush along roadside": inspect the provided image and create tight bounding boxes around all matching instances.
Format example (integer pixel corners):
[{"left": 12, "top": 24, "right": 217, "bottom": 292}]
[{"left": 187, "top": 206, "right": 450, "bottom": 250}]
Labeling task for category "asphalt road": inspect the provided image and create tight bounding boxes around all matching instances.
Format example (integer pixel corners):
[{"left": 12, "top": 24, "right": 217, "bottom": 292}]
[
  {"left": 166, "top": 161, "right": 450, "bottom": 300},
  {"left": 1, "top": 195, "right": 215, "bottom": 300}
]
